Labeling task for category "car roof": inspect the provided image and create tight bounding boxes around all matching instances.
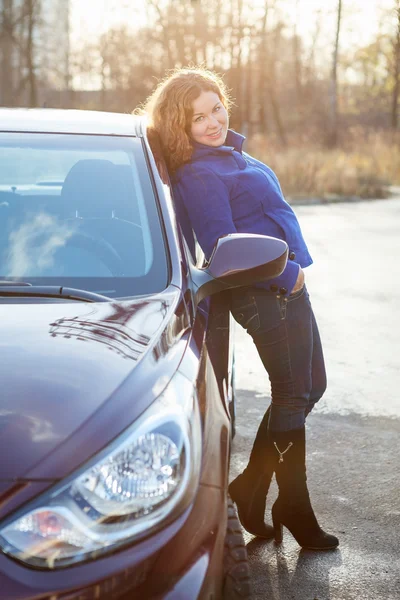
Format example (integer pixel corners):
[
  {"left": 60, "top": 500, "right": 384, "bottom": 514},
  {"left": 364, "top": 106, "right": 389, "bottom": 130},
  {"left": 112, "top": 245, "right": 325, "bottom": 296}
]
[{"left": 0, "top": 108, "right": 146, "bottom": 136}]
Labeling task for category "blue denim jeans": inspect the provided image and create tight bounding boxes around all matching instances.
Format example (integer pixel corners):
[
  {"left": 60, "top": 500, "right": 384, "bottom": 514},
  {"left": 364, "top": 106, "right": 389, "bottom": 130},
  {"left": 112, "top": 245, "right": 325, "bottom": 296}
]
[{"left": 230, "top": 285, "right": 327, "bottom": 432}]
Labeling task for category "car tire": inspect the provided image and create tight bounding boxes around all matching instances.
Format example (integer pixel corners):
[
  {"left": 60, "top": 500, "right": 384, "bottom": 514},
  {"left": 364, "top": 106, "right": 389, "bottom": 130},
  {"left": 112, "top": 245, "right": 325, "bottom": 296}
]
[{"left": 222, "top": 496, "right": 252, "bottom": 599}]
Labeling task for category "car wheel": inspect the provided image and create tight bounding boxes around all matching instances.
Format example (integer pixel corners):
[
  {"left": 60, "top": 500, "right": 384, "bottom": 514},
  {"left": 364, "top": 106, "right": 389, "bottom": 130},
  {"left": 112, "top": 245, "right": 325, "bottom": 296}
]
[{"left": 222, "top": 496, "right": 252, "bottom": 599}]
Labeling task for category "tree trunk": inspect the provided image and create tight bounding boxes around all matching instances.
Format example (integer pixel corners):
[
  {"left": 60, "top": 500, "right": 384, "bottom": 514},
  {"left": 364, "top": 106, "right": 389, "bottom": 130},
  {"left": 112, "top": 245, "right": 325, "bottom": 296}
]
[
  {"left": 236, "top": 0, "right": 245, "bottom": 131},
  {"left": 292, "top": 0, "right": 302, "bottom": 110},
  {"left": 25, "top": 0, "right": 37, "bottom": 107},
  {"left": 266, "top": 74, "right": 287, "bottom": 146},
  {"left": 64, "top": 0, "right": 74, "bottom": 108},
  {"left": 328, "top": 0, "right": 342, "bottom": 147},
  {"left": 258, "top": 3, "right": 269, "bottom": 134},
  {"left": 0, "top": 0, "right": 15, "bottom": 106},
  {"left": 267, "top": 24, "right": 287, "bottom": 147},
  {"left": 391, "top": 1, "right": 400, "bottom": 130}
]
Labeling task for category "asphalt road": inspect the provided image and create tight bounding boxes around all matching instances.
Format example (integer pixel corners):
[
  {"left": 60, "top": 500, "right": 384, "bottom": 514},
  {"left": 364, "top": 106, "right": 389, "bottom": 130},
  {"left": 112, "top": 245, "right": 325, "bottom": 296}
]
[{"left": 230, "top": 198, "right": 400, "bottom": 600}]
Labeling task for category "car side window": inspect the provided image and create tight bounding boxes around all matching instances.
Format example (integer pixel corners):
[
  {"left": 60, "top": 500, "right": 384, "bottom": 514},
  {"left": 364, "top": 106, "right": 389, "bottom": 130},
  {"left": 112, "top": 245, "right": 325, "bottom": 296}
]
[
  {"left": 146, "top": 133, "right": 205, "bottom": 269},
  {"left": 147, "top": 139, "right": 198, "bottom": 266}
]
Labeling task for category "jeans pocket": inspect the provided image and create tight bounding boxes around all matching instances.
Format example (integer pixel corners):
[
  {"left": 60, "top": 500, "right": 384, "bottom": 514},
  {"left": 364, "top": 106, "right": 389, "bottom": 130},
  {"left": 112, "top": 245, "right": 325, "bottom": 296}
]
[{"left": 231, "top": 296, "right": 260, "bottom": 335}]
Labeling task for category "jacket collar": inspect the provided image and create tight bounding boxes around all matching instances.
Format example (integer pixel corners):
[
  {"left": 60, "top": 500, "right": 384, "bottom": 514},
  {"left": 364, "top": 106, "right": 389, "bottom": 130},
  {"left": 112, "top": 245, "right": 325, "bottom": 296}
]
[{"left": 191, "top": 129, "right": 245, "bottom": 161}]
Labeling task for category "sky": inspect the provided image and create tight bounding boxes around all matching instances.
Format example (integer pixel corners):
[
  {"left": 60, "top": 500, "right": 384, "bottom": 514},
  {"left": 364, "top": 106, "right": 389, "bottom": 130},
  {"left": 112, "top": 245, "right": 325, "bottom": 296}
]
[
  {"left": 70, "top": 0, "right": 396, "bottom": 89},
  {"left": 70, "top": 0, "right": 147, "bottom": 43},
  {"left": 286, "top": 0, "right": 395, "bottom": 47},
  {"left": 71, "top": 0, "right": 396, "bottom": 48}
]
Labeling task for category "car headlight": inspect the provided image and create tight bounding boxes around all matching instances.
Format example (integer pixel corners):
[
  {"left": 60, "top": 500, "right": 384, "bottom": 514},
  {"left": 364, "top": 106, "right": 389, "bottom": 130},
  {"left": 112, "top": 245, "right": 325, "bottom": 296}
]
[{"left": 0, "top": 372, "right": 201, "bottom": 569}]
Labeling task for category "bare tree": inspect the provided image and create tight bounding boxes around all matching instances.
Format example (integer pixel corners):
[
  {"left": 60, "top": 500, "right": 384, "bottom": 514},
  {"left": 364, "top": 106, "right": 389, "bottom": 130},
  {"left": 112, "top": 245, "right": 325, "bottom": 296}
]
[
  {"left": 329, "top": 0, "right": 342, "bottom": 146},
  {"left": 292, "top": 0, "right": 302, "bottom": 110},
  {"left": 24, "top": 0, "right": 40, "bottom": 106},
  {"left": 391, "top": 0, "right": 400, "bottom": 129},
  {"left": 0, "top": 0, "right": 72, "bottom": 108},
  {"left": 0, "top": 0, "right": 17, "bottom": 105},
  {"left": 55, "top": 0, "right": 400, "bottom": 147},
  {"left": 257, "top": 2, "right": 270, "bottom": 134}
]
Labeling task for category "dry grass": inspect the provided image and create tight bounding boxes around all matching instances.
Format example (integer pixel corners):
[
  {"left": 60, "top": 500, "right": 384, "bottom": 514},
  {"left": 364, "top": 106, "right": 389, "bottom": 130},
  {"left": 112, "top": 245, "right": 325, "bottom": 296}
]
[{"left": 247, "top": 129, "right": 400, "bottom": 200}]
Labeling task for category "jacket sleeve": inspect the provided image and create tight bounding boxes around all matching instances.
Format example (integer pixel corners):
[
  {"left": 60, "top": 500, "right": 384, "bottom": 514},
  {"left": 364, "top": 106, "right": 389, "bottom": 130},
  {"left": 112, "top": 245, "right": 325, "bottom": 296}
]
[
  {"left": 250, "top": 161, "right": 301, "bottom": 293},
  {"left": 174, "top": 166, "right": 237, "bottom": 260},
  {"left": 174, "top": 164, "right": 300, "bottom": 294},
  {"left": 264, "top": 259, "right": 300, "bottom": 295}
]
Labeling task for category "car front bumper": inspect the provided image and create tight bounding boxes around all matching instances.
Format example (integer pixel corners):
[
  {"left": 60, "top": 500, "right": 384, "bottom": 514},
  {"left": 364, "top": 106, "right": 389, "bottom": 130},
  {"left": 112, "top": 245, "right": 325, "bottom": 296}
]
[{"left": 0, "top": 484, "right": 227, "bottom": 600}]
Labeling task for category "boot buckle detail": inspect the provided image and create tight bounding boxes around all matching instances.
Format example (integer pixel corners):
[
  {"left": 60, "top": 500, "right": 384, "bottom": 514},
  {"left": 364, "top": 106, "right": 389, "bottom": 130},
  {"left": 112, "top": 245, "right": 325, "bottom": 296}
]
[{"left": 274, "top": 441, "right": 293, "bottom": 463}]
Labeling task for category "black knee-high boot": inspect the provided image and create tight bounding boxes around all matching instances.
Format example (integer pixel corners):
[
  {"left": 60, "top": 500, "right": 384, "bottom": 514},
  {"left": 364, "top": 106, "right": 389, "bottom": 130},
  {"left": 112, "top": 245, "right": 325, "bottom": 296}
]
[
  {"left": 228, "top": 406, "right": 274, "bottom": 538},
  {"left": 271, "top": 427, "right": 339, "bottom": 550}
]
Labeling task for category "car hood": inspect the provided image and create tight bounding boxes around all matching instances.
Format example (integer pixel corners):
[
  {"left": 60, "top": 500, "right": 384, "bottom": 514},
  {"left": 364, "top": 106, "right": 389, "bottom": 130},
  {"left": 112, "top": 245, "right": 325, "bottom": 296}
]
[{"left": 0, "top": 290, "right": 182, "bottom": 480}]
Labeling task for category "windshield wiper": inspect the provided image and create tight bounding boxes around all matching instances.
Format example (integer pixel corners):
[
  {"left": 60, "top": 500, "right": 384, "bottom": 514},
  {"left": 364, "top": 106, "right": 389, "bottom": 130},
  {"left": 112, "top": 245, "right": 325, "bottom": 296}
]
[{"left": 0, "top": 285, "right": 110, "bottom": 302}]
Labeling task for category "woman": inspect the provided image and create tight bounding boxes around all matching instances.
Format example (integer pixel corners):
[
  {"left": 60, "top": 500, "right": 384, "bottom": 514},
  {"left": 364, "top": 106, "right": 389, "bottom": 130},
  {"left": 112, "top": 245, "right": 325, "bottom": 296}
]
[{"left": 140, "top": 67, "right": 338, "bottom": 550}]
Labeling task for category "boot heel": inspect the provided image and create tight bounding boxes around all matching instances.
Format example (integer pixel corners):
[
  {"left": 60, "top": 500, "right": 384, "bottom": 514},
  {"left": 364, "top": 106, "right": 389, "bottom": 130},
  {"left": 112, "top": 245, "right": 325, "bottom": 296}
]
[
  {"left": 273, "top": 517, "right": 283, "bottom": 543},
  {"left": 272, "top": 427, "right": 339, "bottom": 550}
]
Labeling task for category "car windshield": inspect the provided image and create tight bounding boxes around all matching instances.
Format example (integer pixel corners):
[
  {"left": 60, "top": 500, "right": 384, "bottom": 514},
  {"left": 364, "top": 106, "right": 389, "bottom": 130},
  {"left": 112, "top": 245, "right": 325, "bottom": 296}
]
[{"left": 0, "top": 132, "right": 168, "bottom": 298}]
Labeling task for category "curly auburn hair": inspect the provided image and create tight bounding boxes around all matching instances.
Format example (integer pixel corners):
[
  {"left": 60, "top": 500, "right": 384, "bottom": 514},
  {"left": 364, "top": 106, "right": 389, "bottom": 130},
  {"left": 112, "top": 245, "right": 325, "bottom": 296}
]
[{"left": 136, "top": 67, "right": 232, "bottom": 174}]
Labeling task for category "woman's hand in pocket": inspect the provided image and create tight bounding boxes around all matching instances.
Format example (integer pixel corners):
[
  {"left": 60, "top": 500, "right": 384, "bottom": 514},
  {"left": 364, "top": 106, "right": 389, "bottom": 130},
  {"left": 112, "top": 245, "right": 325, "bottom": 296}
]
[{"left": 291, "top": 267, "right": 305, "bottom": 294}]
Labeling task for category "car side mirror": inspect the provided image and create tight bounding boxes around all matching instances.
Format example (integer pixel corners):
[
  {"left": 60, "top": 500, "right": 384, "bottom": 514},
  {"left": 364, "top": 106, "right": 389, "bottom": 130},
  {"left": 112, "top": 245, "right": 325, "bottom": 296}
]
[{"left": 192, "top": 233, "right": 288, "bottom": 304}]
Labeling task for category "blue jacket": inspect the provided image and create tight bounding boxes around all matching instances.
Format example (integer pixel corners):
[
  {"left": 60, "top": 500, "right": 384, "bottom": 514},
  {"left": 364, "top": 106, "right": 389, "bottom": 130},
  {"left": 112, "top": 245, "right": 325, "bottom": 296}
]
[{"left": 172, "top": 129, "right": 313, "bottom": 295}]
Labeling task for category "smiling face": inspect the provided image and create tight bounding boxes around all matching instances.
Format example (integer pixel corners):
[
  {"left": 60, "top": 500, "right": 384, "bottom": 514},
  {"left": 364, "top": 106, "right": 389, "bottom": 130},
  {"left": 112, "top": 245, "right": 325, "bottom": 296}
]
[{"left": 190, "top": 90, "right": 229, "bottom": 147}]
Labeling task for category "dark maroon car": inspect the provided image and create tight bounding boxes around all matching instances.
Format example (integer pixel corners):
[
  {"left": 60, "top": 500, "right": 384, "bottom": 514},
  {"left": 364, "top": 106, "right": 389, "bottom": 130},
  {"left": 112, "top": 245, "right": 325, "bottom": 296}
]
[{"left": 0, "top": 109, "right": 287, "bottom": 599}]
